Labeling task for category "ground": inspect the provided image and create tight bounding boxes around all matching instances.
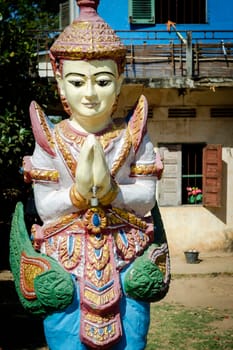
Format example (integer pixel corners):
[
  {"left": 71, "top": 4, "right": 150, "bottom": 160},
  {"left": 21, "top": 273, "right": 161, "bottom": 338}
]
[
  {"left": 0, "top": 252, "right": 232, "bottom": 349},
  {"left": 163, "top": 275, "right": 233, "bottom": 310},
  {"left": 165, "top": 251, "right": 233, "bottom": 311}
]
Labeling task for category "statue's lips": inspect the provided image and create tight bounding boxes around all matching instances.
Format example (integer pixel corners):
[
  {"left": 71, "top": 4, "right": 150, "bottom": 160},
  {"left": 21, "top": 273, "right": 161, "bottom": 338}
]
[{"left": 82, "top": 103, "right": 99, "bottom": 108}]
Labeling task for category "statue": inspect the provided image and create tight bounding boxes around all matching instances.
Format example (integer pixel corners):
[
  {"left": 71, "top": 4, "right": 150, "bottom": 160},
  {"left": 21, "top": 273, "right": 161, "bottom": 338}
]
[{"left": 9, "top": 1, "right": 170, "bottom": 349}]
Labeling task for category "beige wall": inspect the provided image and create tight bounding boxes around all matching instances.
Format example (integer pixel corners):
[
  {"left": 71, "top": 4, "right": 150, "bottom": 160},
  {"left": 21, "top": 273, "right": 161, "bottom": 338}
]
[
  {"left": 160, "top": 205, "right": 233, "bottom": 255},
  {"left": 118, "top": 85, "right": 233, "bottom": 254}
]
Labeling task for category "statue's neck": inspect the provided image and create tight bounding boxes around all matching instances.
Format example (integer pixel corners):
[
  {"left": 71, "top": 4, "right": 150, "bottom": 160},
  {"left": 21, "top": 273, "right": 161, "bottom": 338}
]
[{"left": 69, "top": 114, "right": 113, "bottom": 134}]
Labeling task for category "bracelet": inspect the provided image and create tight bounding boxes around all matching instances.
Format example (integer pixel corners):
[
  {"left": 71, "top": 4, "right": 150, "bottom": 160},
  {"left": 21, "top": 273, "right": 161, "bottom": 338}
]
[
  {"left": 70, "top": 184, "right": 89, "bottom": 210},
  {"left": 99, "top": 178, "right": 119, "bottom": 206}
]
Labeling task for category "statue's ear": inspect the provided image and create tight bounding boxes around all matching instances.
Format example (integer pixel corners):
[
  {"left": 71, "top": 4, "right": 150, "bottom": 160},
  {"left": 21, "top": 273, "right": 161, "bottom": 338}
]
[
  {"left": 116, "top": 74, "right": 124, "bottom": 96},
  {"left": 55, "top": 71, "right": 65, "bottom": 96}
]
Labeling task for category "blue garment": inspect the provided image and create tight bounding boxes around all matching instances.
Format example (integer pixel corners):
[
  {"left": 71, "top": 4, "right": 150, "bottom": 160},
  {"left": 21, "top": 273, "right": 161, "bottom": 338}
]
[{"left": 44, "top": 267, "right": 150, "bottom": 350}]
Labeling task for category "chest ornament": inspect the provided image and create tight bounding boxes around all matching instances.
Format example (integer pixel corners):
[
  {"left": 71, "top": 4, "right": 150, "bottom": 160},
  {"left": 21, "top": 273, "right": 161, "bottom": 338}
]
[{"left": 83, "top": 207, "right": 107, "bottom": 234}]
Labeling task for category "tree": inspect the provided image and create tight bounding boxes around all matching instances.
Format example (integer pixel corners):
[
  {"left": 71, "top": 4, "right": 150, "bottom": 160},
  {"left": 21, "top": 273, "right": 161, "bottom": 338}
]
[
  {"left": 0, "top": 0, "right": 61, "bottom": 267},
  {"left": 0, "top": 0, "right": 60, "bottom": 188}
]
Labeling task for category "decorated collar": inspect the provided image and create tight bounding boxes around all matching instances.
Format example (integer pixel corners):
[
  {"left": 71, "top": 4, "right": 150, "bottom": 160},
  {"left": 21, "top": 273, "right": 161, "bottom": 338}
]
[{"left": 57, "top": 118, "right": 126, "bottom": 151}]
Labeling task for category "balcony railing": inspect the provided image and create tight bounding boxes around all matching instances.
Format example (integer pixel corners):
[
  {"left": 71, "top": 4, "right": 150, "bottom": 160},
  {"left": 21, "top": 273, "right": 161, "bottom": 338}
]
[{"left": 34, "top": 29, "right": 233, "bottom": 84}]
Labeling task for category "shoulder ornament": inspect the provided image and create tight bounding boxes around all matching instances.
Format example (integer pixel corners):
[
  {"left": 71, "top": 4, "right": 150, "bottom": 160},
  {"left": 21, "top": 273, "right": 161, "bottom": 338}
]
[
  {"left": 29, "top": 101, "right": 56, "bottom": 157},
  {"left": 127, "top": 95, "right": 148, "bottom": 153}
]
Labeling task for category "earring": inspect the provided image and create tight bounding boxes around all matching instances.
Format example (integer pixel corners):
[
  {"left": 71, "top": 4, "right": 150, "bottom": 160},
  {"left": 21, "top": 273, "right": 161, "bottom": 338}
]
[
  {"left": 60, "top": 94, "right": 72, "bottom": 116},
  {"left": 111, "top": 95, "right": 119, "bottom": 117}
]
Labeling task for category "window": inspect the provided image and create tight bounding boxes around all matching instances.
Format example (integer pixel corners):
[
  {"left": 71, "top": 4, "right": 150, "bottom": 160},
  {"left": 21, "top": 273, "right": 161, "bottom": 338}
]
[
  {"left": 157, "top": 143, "right": 222, "bottom": 207},
  {"left": 129, "top": 0, "right": 207, "bottom": 25},
  {"left": 211, "top": 108, "right": 233, "bottom": 118},
  {"left": 59, "top": 1, "right": 69, "bottom": 29},
  {"left": 168, "top": 108, "right": 196, "bottom": 118},
  {"left": 182, "top": 143, "right": 204, "bottom": 204},
  {"left": 155, "top": 0, "right": 207, "bottom": 24},
  {"left": 124, "top": 105, "right": 154, "bottom": 118},
  {"left": 129, "top": 0, "right": 155, "bottom": 24}
]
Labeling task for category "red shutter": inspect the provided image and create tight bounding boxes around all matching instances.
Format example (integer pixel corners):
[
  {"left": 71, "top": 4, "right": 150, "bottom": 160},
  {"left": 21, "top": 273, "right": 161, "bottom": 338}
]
[{"left": 202, "top": 144, "right": 222, "bottom": 207}]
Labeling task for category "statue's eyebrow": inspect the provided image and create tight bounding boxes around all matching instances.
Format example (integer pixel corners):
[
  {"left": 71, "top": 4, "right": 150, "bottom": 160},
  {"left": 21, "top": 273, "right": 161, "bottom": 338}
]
[
  {"left": 65, "top": 71, "right": 116, "bottom": 78},
  {"left": 65, "top": 72, "right": 85, "bottom": 78},
  {"left": 94, "top": 71, "right": 116, "bottom": 77}
]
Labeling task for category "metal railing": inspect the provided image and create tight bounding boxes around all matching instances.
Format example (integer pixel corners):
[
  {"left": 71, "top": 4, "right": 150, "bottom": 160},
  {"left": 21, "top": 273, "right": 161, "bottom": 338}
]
[{"left": 34, "top": 29, "right": 233, "bottom": 80}]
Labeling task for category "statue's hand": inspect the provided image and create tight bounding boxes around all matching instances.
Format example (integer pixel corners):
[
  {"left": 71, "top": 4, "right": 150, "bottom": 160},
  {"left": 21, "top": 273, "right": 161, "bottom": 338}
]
[
  {"left": 75, "top": 135, "right": 95, "bottom": 199},
  {"left": 75, "top": 135, "right": 118, "bottom": 206},
  {"left": 92, "top": 137, "right": 112, "bottom": 199}
]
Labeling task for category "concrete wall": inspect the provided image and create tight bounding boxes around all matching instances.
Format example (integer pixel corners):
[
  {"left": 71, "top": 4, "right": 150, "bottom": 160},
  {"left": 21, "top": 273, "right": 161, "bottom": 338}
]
[
  {"left": 116, "top": 86, "right": 233, "bottom": 254},
  {"left": 160, "top": 204, "right": 233, "bottom": 255}
]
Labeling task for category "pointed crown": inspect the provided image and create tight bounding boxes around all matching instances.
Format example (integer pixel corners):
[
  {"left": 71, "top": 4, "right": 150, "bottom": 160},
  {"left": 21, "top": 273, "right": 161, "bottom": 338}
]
[{"left": 50, "top": 0, "right": 126, "bottom": 74}]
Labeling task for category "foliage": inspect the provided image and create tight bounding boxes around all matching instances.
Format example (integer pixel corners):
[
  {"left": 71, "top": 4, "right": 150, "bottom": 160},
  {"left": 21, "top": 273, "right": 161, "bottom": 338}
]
[
  {"left": 0, "top": 110, "right": 32, "bottom": 166},
  {"left": 0, "top": 0, "right": 60, "bottom": 202}
]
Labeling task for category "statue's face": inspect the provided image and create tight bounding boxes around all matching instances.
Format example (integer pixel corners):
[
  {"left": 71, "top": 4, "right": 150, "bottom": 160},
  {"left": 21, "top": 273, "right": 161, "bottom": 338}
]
[{"left": 57, "top": 59, "right": 123, "bottom": 131}]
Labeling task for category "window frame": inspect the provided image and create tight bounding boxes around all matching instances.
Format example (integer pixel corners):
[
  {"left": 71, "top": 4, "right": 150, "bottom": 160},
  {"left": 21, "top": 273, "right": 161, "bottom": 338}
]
[
  {"left": 128, "top": 0, "right": 155, "bottom": 25},
  {"left": 157, "top": 143, "right": 222, "bottom": 207}
]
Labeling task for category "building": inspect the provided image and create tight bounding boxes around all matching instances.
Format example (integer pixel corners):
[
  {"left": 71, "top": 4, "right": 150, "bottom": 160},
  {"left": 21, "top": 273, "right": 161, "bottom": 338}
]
[{"left": 37, "top": 0, "right": 233, "bottom": 254}]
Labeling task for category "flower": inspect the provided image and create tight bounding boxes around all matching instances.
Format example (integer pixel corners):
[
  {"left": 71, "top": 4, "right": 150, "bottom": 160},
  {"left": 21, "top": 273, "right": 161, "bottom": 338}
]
[{"left": 186, "top": 187, "right": 203, "bottom": 204}]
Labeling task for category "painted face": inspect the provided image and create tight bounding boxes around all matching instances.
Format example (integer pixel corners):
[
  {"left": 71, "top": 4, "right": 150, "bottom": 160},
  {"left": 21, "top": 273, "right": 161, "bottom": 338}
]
[{"left": 57, "top": 59, "right": 123, "bottom": 132}]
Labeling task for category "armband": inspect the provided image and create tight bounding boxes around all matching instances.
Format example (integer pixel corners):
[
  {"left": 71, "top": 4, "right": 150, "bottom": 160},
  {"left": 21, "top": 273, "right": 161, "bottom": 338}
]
[
  {"left": 70, "top": 184, "right": 89, "bottom": 210},
  {"left": 99, "top": 178, "right": 119, "bottom": 206}
]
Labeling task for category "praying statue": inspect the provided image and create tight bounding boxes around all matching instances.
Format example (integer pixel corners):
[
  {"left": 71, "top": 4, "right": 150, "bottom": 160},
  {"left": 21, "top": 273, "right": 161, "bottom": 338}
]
[{"left": 10, "top": 1, "right": 170, "bottom": 349}]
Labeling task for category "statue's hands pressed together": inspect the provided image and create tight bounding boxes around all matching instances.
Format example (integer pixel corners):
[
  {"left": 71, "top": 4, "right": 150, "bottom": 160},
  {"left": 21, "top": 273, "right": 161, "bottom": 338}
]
[
  {"left": 75, "top": 135, "right": 96, "bottom": 200},
  {"left": 75, "top": 134, "right": 119, "bottom": 206},
  {"left": 92, "top": 136, "right": 112, "bottom": 199}
]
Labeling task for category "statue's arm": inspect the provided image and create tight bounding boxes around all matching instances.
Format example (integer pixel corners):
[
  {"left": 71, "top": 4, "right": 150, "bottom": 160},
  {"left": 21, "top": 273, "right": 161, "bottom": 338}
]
[
  {"left": 29, "top": 143, "right": 79, "bottom": 222},
  {"left": 112, "top": 133, "right": 159, "bottom": 217}
]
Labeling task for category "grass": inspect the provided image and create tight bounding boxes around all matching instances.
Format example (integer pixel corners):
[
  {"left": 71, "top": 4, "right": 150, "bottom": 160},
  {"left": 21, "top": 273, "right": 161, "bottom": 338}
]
[
  {"left": 1, "top": 277, "right": 232, "bottom": 349},
  {"left": 146, "top": 303, "right": 233, "bottom": 350}
]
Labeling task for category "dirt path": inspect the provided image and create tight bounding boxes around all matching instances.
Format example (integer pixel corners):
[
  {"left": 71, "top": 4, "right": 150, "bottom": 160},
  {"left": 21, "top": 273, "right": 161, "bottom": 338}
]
[{"left": 162, "top": 275, "right": 233, "bottom": 310}]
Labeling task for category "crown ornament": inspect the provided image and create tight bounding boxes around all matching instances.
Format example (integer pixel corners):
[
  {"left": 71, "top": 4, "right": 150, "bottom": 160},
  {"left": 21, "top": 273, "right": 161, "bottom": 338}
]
[{"left": 50, "top": 0, "right": 126, "bottom": 74}]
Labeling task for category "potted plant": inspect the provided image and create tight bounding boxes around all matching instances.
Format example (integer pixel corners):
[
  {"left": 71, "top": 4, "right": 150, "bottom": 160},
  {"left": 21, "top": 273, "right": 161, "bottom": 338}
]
[{"left": 186, "top": 187, "right": 203, "bottom": 204}]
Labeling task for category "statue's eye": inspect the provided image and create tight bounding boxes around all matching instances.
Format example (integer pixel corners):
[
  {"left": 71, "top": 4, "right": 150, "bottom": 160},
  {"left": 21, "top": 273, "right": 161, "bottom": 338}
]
[
  {"left": 97, "top": 80, "right": 111, "bottom": 87},
  {"left": 69, "top": 80, "right": 83, "bottom": 87}
]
